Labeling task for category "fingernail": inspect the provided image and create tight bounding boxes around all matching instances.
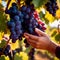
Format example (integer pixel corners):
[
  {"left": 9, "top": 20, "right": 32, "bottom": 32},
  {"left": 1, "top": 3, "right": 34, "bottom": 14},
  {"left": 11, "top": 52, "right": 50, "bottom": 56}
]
[
  {"left": 35, "top": 28, "right": 39, "bottom": 31},
  {"left": 25, "top": 35, "right": 29, "bottom": 39},
  {"left": 24, "top": 33, "right": 28, "bottom": 35}
]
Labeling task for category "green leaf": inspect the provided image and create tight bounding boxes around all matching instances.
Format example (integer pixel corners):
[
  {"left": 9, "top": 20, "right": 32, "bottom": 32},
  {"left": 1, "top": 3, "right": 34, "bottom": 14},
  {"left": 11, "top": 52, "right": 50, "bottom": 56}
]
[
  {"left": 51, "top": 31, "right": 57, "bottom": 37},
  {"left": 43, "top": 18, "right": 49, "bottom": 24},
  {"left": 39, "top": 11, "right": 45, "bottom": 19},
  {"left": 0, "top": 40, "right": 7, "bottom": 48},
  {"left": 14, "top": 53, "right": 22, "bottom": 60},
  {"left": 55, "top": 33, "right": 60, "bottom": 41},
  {"left": 0, "top": 4, "right": 7, "bottom": 32},
  {"left": 32, "top": 0, "right": 49, "bottom": 8},
  {"left": 0, "top": 56, "right": 5, "bottom": 60},
  {"left": 25, "top": 46, "right": 32, "bottom": 53}
]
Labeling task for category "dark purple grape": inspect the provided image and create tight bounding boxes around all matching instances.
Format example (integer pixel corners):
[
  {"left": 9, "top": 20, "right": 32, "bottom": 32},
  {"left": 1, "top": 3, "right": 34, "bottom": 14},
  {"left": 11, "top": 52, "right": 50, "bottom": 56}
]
[
  {"left": 0, "top": 48, "right": 3, "bottom": 52},
  {"left": 24, "top": 14, "right": 30, "bottom": 19},
  {"left": 21, "top": 5, "right": 27, "bottom": 12},
  {"left": 14, "top": 15, "right": 20, "bottom": 21},
  {"left": 12, "top": 3, "right": 17, "bottom": 6},
  {"left": 7, "top": 21, "right": 15, "bottom": 28},
  {"left": 5, "top": 10, "right": 11, "bottom": 14},
  {"left": 4, "top": 45, "right": 10, "bottom": 56},
  {"left": 15, "top": 25, "right": 21, "bottom": 31},
  {"left": 10, "top": 34, "right": 18, "bottom": 43},
  {"left": 24, "top": 39, "right": 30, "bottom": 47},
  {"left": 17, "top": 11, "right": 24, "bottom": 18},
  {"left": 11, "top": 31, "right": 16, "bottom": 35},
  {"left": 16, "top": 30, "right": 22, "bottom": 35},
  {"left": 26, "top": 7, "right": 31, "bottom": 13},
  {"left": 12, "top": 39, "right": 17, "bottom": 43},
  {"left": 28, "top": 48, "right": 35, "bottom": 60},
  {"left": 10, "top": 28, "right": 15, "bottom": 31}
]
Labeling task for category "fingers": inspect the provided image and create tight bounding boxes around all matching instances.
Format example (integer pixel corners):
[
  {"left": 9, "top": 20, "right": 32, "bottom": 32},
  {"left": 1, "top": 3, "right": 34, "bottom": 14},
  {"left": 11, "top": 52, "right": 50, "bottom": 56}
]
[
  {"left": 35, "top": 28, "right": 46, "bottom": 36},
  {"left": 25, "top": 36, "right": 39, "bottom": 49},
  {"left": 24, "top": 33, "right": 39, "bottom": 41},
  {"left": 27, "top": 39, "right": 37, "bottom": 48}
]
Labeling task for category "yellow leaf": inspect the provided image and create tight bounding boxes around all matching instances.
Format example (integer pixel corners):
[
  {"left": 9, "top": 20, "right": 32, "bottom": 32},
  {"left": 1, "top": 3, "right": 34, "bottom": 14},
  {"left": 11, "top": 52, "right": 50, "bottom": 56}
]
[
  {"left": 45, "top": 11, "right": 55, "bottom": 22},
  {"left": 56, "top": 9, "right": 60, "bottom": 18},
  {"left": 19, "top": 52, "right": 29, "bottom": 60},
  {"left": 5, "top": 56, "right": 9, "bottom": 60},
  {"left": 0, "top": 0, "right": 2, "bottom": 4},
  {"left": 11, "top": 40, "right": 19, "bottom": 50},
  {"left": 0, "top": 32, "right": 4, "bottom": 40}
]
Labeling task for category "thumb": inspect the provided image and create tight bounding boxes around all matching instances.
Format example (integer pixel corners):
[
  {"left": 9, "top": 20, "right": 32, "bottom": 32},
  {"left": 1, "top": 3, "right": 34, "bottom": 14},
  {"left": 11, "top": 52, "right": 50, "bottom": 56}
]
[{"left": 35, "top": 28, "right": 46, "bottom": 36}]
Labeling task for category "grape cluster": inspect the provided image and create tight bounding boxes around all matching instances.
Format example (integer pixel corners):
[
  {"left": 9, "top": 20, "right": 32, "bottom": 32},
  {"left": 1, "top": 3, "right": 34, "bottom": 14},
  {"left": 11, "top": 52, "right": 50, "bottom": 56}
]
[
  {"left": 28, "top": 48, "right": 35, "bottom": 60},
  {"left": 0, "top": 45, "right": 10, "bottom": 56},
  {"left": 45, "top": 0, "right": 58, "bottom": 16},
  {"left": 6, "top": 3, "right": 46, "bottom": 43},
  {"left": 0, "top": 44, "right": 22, "bottom": 59},
  {"left": 8, "top": 47, "right": 22, "bottom": 60},
  {"left": 6, "top": 3, "right": 24, "bottom": 43}
]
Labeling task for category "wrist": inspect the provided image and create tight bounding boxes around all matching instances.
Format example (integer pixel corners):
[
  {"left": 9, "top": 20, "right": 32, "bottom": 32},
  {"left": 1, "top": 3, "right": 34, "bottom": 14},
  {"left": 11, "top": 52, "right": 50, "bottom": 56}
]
[{"left": 47, "top": 41, "right": 58, "bottom": 54}]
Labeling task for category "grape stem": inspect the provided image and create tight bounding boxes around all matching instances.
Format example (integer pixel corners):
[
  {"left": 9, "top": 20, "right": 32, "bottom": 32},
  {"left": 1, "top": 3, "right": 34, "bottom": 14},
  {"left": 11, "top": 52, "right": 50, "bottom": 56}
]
[
  {"left": 5, "top": 0, "right": 11, "bottom": 11},
  {"left": 58, "top": 23, "right": 60, "bottom": 33},
  {"left": 17, "top": 0, "right": 21, "bottom": 6},
  {"left": 2, "top": 38, "right": 10, "bottom": 52}
]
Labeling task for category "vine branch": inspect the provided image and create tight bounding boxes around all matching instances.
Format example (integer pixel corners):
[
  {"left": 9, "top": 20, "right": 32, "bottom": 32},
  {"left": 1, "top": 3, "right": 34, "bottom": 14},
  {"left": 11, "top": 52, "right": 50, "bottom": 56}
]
[
  {"left": 17, "top": 0, "right": 21, "bottom": 6},
  {"left": 5, "top": 0, "right": 11, "bottom": 11}
]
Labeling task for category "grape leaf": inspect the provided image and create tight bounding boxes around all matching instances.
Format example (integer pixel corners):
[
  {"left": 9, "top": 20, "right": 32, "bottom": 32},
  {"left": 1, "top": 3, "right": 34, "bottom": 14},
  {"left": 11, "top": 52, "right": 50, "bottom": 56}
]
[
  {"left": 32, "top": 0, "right": 49, "bottom": 8},
  {"left": 0, "top": 4, "right": 7, "bottom": 32},
  {"left": 55, "top": 33, "right": 60, "bottom": 41},
  {"left": 14, "top": 53, "right": 22, "bottom": 60},
  {"left": 0, "top": 56, "right": 5, "bottom": 60},
  {"left": 0, "top": 40, "right": 7, "bottom": 48},
  {"left": 51, "top": 30, "right": 57, "bottom": 37},
  {"left": 39, "top": 11, "right": 45, "bottom": 19}
]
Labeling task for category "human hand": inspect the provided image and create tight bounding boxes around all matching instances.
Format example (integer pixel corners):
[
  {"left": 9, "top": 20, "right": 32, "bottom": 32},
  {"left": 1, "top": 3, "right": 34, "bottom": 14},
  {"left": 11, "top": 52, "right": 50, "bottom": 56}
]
[
  {"left": 24, "top": 28, "right": 58, "bottom": 54},
  {"left": 24, "top": 28, "right": 51, "bottom": 50}
]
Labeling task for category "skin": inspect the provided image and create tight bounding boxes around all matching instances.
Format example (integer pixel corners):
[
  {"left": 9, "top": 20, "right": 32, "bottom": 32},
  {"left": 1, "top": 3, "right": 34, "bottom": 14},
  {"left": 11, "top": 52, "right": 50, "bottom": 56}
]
[{"left": 24, "top": 28, "right": 58, "bottom": 55}]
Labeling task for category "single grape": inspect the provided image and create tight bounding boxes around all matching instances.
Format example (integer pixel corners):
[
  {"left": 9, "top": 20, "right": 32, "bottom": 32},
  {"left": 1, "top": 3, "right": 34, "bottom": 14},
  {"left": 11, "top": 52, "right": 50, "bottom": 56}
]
[
  {"left": 12, "top": 3, "right": 17, "bottom": 7},
  {"left": 24, "top": 14, "right": 30, "bottom": 19},
  {"left": 26, "top": 7, "right": 31, "bottom": 13},
  {"left": 15, "top": 25, "right": 21, "bottom": 31},
  {"left": 21, "top": 5, "right": 27, "bottom": 12},
  {"left": 7, "top": 21, "right": 15, "bottom": 28},
  {"left": 14, "top": 15, "right": 20, "bottom": 21}
]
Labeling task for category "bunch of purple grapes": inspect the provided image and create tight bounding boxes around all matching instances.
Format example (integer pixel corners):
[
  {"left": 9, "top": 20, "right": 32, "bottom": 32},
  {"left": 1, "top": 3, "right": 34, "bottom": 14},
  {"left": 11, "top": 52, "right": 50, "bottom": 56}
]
[
  {"left": 6, "top": 3, "right": 45, "bottom": 43},
  {"left": 45, "top": 0, "right": 58, "bottom": 16},
  {"left": 0, "top": 45, "right": 10, "bottom": 56},
  {"left": 0, "top": 45, "right": 22, "bottom": 60},
  {"left": 6, "top": 3, "right": 24, "bottom": 43},
  {"left": 28, "top": 48, "right": 35, "bottom": 60}
]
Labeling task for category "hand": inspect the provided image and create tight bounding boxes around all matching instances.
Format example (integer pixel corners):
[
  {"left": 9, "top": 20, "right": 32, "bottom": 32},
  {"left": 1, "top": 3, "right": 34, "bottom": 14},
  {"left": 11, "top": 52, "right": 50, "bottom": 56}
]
[
  {"left": 24, "top": 28, "right": 51, "bottom": 50},
  {"left": 24, "top": 28, "right": 58, "bottom": 54}
]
